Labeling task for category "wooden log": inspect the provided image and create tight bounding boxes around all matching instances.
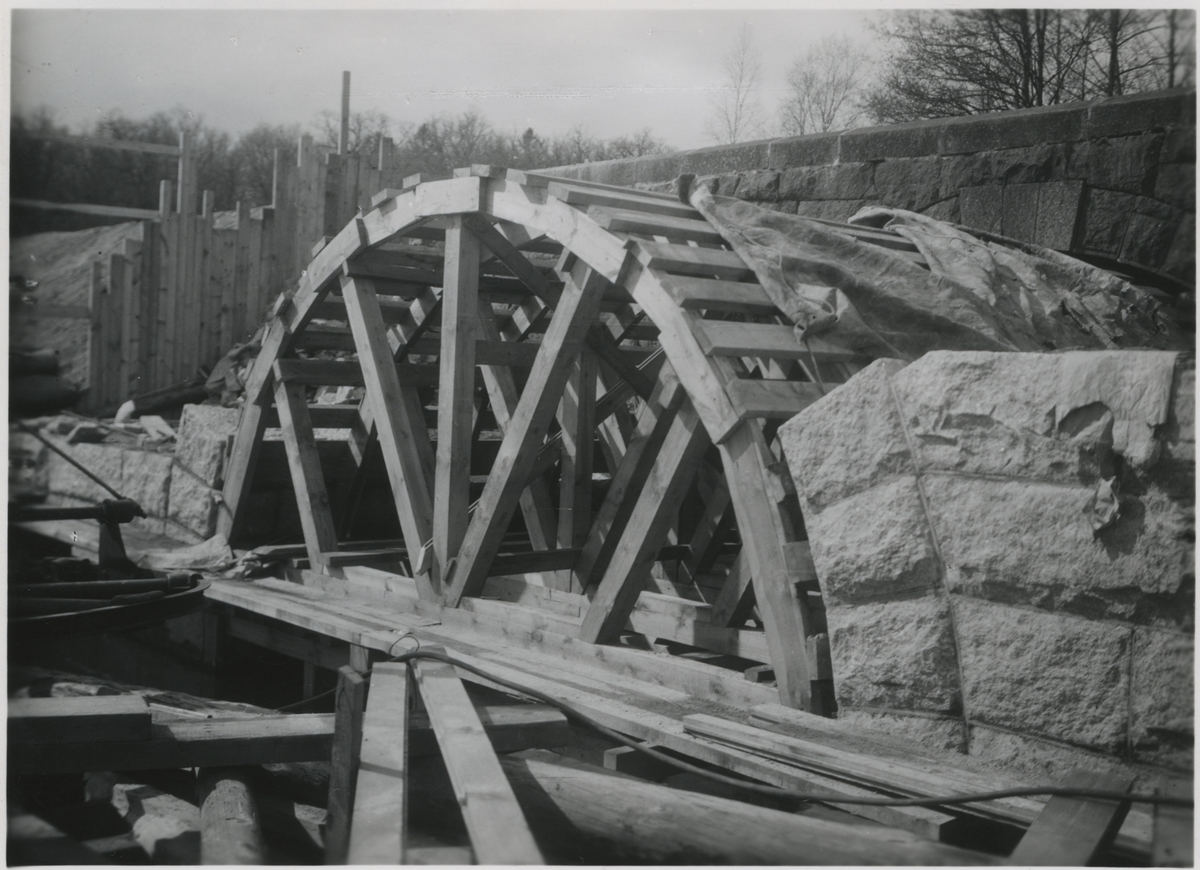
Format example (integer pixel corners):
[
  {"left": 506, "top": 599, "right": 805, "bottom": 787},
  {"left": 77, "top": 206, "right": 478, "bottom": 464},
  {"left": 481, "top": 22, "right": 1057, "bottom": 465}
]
[
  {"left": 347, "top": 662, "right": 409, "bottom": 865},
  {"left": 412, "top": 651, "right": 543, "bottom": 863},
  {"left": 8, "top": 695, "right": 150, "bottom": 744},
  {"left": 324, "top": 666, "right": 365, "bottom": 865},
  {"left": 501, "top": 752, "right": 1001, "bottom": 865},
  {"left": 1008, "top": 769, "right": 1133, "bottom": 866},
  {"left": 197, "top": 768, "right": 265, "bottom": 865}
]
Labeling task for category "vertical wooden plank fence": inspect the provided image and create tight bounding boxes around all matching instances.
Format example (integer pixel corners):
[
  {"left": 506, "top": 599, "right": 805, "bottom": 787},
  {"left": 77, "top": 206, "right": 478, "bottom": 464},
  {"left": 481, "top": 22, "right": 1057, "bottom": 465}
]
[{"left": 79, "top": 133, "right": 406, "bottom": 413}]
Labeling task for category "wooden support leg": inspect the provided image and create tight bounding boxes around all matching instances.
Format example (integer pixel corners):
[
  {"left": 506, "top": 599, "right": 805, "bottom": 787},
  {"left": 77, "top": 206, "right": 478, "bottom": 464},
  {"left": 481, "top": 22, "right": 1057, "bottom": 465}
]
[
  {"left": 272, "top": 374, "right": 339, "bottom": 573},
  {"left": 475, "top": 301, "right": 557, "bottom": 554},
  {"left": 434, "top": 217, "right": 480, "bottom": 575},
  {"left": 443, "top": 259, "right": 609, "bottom": 606},
  {"left": 720, "top": 422, "right": 814, "bottom": 710},
  {"left": 680, "top": 461, "right": 731, "bottom": 583},
  {"left": 710, "top": 550, "right": 755, "bottom": 628},
  {"left": 573, "top": 366, "right": 686, "bottom": 592},
  {"left": 347, "top": 662, "right": 410, "bottom": 865},
  {"left": 325, "top": 666, "right": 366, "bottom": 865},
  {"left": 341, "top": 276, "right": 438, "bottom": 600},
  {"left": 412, "top": 651, "right": 543, "bottom": 863},
  {"left": 579, "top": 395, "right": 711, "bottom": 644},
  {"left": 217, "top": 395, "right": 270, "bottom": 545},
  {"left": 555, "top": 350, "right": 596, "bottom": 592}
]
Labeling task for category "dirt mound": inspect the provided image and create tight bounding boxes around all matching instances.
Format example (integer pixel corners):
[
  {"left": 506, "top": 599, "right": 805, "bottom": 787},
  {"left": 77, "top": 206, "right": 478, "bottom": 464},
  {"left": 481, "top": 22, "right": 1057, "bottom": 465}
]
[{"left": 10, "top": 222, "right": 144, "bottom": 389}]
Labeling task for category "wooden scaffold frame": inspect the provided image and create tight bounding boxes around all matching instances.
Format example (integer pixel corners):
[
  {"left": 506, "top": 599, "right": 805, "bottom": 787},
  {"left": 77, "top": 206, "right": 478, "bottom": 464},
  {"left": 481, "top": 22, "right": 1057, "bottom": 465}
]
[{"left": 219, "top": 166, "right": 887, "bottom": 711}]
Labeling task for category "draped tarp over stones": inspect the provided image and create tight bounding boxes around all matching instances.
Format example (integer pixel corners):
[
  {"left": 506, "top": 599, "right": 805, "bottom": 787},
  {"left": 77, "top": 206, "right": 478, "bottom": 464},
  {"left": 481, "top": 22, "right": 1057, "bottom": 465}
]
[{"left": 687, "top": 184, "right": 1185, "bottom": 360}]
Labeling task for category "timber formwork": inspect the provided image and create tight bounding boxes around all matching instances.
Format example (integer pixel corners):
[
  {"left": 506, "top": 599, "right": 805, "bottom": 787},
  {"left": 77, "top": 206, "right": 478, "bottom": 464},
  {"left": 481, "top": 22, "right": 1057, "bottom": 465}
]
[{"left": 218, "top": 166, "right": 891, "bottom": 711}]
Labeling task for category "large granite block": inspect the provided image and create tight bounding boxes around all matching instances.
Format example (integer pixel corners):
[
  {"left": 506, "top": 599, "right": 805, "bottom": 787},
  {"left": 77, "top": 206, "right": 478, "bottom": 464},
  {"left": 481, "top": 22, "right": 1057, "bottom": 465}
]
[
  {"left": 1130, "top": 627, "right": 1194, "bottom": 769},
  {"left": 952, "top": 597, "right": 1131, "bottom": 753}
]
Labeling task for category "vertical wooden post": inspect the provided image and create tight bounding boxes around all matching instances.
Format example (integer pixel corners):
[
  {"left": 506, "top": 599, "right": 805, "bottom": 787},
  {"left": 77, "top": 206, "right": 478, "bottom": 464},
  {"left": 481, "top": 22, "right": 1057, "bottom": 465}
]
[
  {"left": 104, "top": 254, "right": 126, "bottom": 411},
  {"left": 120, "top": 237, "right": 142, "bottom": 400},
  {"left": 555, "top": 351, "right": 596, "bottom": 592},
  {"left": 159, "top": 179, "right": 173, "bottom": 219},
  {"left": 202, "top": 190, "right": 215, "bottom": 221},
  {"left": 176, "top": 130, "right": 195, "bottom": 217},
  {"left": 338, "top": 70, "right": 351, "bottom": 156},
  {"left": 347, "top": 662, "right": 410, "bottom": 865},
  {"left": 434, "top": 217, "right": 480, "bottom": 578},
  {"left": 86, "top": 260, "right": 105, "bottom": 413},
  {"left": 378, "top": 136, "right": 393, "bottom": 172},
  {"left": 326, "top": 666, "right": 366, "bottom": 865}
]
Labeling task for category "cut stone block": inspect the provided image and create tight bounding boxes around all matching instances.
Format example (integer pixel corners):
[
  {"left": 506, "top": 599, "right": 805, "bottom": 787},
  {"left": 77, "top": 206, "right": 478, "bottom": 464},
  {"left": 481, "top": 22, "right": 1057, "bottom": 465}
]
[
  {"left": 120, "top": 449, "right": 173, "bottom": 519},
  {"left": 778, "top": 357, "right": 912, "bottom": 510},
  {"left": 47, "top": 442, "right": 124, "bottom": 503},
  {"left": 838, "top": 709, "right": 968, "bottom": 755},
  {"left": 826, "top": 595, "right": 961, "bottom": 714},
  {"left": 952, "top": 596, "right": 1131, "bottom": 753},
  {"left": 1130, "top": 627, "right": 1194, "bottom": 769},
  {"left": 806, "top": 475, "right": 941, "bottom": 606}
]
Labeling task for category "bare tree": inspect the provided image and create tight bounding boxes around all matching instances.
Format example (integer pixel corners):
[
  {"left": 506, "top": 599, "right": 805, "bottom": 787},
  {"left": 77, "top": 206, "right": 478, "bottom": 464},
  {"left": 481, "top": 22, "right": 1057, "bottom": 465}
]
[
  {"left": 779, "top": 36, "right": 871, "bottom": 136},
  {"left": 706, "top": 23, "right": 767, "bottom": 144},
  {"left": 312, "top": 108, "right": 394, "bottom": 157}
]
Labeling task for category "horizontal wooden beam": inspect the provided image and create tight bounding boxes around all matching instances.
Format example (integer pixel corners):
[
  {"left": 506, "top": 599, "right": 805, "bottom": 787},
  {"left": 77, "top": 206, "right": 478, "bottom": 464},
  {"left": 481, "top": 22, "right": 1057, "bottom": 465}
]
[
  {"left": 726, "top": 378, "right": 825, "bottom": 420},
  {"left": 9, "top": 695, "right": 151, "bottom": 744},
  {"left": 272, "top": 358, "right": 438, "bottom": 388},
  {"left": 8, "top": 705, "right": 569, "bottom": 775},
  {"left": 12, "top": 198, "right": 160, "bottom": 221}
]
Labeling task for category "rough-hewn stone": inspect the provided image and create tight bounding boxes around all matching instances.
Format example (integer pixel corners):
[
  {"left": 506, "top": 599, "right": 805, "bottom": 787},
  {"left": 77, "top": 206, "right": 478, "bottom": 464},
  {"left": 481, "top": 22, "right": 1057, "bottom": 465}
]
[
  {"left": 120, "top": 449, "right": 173, "bottom": 519},
  {"left": 839, "top": 119, "right": 943, "bottom": 161},
  {"left": 778, "top": 164, "right": 872, "bottom": 201},
  {"left": 920, "top": 198, "right": 960, "bottom": 223},
  {"left": 47, "top": 442, "right": 124, "bottom": 503},
  {"left": 734, "top": 170, "right": 780, "bottom": 201},
  {"left": 993, "top": 143, "right": 1070, "bottom": 184},
  {"left": 1001, "top": 183, "right": 1040, "bottom": 242},
  {"left": 806, "top": 476, "right": 941, "bottom": 606},
  {"left": 1083, "top": 134, "right": 1164, "bottom": 195},
  {"left": 1130, "top": 627, "right": 1194, "bottom": 769},
  {"left": 952, "top": 597, "right": 1131, "bottom": 752},
  {"left": 793, "top": 199, "right": 868, "bottom": 222},
  {"left": 959, "top": 186, "right": 1003, "bottom": 234},
  {"left": 1153, "top": 161, "right": 1195, "bottom": 211},
  {"left": 1163, "top": 212, "right": 1196, "bottom": 282},
  {"left": 1080, "top": 187, "right": 1136, "bottom": 254},
  {"left": 174, "top": 404, "right": 240, "bottom": 486},
  {"left": 1122, "top": 211, "right": 1176, "bottom": 268},
  {"left": 939, "top": 154, "right": 994, "bottom": 200},
  {"left": 765, "top": 134, "right": 840, "bottom": 169},
  {"left": 1034, "top": 181, "right": 1084, "bottom": 249},
  {"left": 778, "top": 358, "right": 912, "bottom": 510},
  {"left": 873, "top": 158, "right": 941, "bottom": 211},
  {"left": 826, "top": 595, "right": 962, "bottom": 713},
  {"left": 1087, "top": 89, "right": 1195, "bottom": 138},
  {"left": 682, "top": 141, "right": 771, "bottom": 176},
  {"left": 942, "top": 104, "right": 1085, "bottom": 154}
]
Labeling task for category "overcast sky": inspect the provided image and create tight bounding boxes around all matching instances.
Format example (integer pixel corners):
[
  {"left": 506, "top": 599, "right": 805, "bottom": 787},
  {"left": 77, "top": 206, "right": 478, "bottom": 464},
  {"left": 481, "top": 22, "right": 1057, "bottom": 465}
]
[{"left": 10, "top": 4, "right": 879, "bottom": 151}]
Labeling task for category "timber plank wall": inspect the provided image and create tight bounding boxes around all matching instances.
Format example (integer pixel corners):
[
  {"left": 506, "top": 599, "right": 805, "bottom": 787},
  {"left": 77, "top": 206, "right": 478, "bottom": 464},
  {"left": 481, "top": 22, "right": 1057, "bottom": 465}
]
[
  {"left": 544, "top": 88, "right": 1196, "bottom": 290},
  {"left": 73, "top": 136, "right": 407, "bottom": 412}
]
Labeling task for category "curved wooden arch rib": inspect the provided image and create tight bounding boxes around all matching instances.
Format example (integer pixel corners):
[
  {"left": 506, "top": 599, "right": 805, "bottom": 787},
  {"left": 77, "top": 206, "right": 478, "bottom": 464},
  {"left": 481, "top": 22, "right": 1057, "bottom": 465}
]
[{"left": 219, "top": 173, "right": 817, "bottom": 709}]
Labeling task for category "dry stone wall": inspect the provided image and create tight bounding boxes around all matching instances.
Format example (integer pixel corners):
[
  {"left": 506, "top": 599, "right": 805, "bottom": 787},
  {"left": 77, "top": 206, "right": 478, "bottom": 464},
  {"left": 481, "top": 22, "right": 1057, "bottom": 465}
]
[
  {"left": 778, "top": 350, "right": 1194, "bottom": 787},
  {"left": 547, "top": 89, "right": 1195, "bottom": 288}
]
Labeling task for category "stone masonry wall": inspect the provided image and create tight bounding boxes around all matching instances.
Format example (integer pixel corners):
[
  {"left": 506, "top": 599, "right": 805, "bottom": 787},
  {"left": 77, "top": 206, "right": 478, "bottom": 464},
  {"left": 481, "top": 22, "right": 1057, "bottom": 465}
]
[
  {"left": 546, "top": 89, "right": 1195, "bottom": 288},
  {"left": 778, "top": 350, "right": 1194, "bottom": 788}
]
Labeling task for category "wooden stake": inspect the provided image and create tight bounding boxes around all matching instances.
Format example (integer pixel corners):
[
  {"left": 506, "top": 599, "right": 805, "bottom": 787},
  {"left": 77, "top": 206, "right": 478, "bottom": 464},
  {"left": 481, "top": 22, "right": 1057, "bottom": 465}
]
[
  {"left": 325, "top": 666, "right": 366, "bottom": 865},
  {"left": 347, "top": 662, "right": 409, "bottom": 865}
]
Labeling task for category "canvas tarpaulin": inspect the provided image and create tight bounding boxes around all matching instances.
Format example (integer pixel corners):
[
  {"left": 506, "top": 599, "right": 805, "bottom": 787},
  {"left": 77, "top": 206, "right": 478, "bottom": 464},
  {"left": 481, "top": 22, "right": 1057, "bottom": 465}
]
[{"left": 686, "top": 183, "right": 1183, "bottom": 361}]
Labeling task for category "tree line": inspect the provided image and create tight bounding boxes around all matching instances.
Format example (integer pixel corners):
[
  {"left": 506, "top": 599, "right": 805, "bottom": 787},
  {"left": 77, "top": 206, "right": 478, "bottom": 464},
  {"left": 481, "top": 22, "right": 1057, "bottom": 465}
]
[
  {"left": 712, "top": 9, "right": 1195, "bottom": 143},
  {"left": 10, "top": 105, "right": 670, "bottom": 235}
]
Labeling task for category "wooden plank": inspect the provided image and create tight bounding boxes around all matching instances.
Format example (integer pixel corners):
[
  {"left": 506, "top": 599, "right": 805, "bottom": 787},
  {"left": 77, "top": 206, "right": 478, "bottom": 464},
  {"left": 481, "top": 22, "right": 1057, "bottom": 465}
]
[
  {"left": 347, "top": 662, "right": 410, "bottom": 865},
  {"left": 634, "top": 241, "right": 755, "bottom": 280},
  {"left": 1153, "top": 780, "right": 1193, "bottom": 867},
  {"left": 1009, "top": 769, "right": 1133, "bottom": 866},
  {"left": 12, "top": 197, "right": 160, "bottom": 221},
  {"left": 340, "top": 277, "right": 438, "bottom": 599},
  {"left": 624, "top": 261, "right": 743, "bottom": 443},
  {"left": 502, "top": 752, "right": 1000, "bottom": 866},
  {"left": 546, "top": 182, "right": 698, "bottom": 220},
  {"left": 8, "top": 695, "right": 150, "bottom": 744},
  {"left": 579, "top": 395, "right": 711, "bottom": 644},
  {"left": 271, "top": 374, "right": 339, "bottom": 572},
  {"left": 412, "top": 652, "right": 543, "bottom": 864},
  {"left": 658, "top": 275, "right": 777, "bottom": 315},
  {"left": 589, "top": 205, "right": 727, "bottom": 244},
  {"left": 434, "top": 216, "right": 480, "bottom": 577},
  {"left": 555, "top": 350, "right": 596, "bottom": 591},
  {"left": 443, "top": 259, "right": 610, "bottom": 606},
  {"left": 727, "top": 377, "right": 825, "bottom": 420},
  {"left": 474, "top": 301, "right": 557, "bottom": 554},
  {"left": 720, "top": 422, "right": 814, "bottom": 708},
  {"left": 226, "top": 614, "right": 351, "bottom": 671},
  {"left": 693, "top": 320, "right": 859, "bottom": 362},
  {"left": 325, "top": 666, "right": 366, "bottom": 865},
  {"left": 573, "top": 365, "right": 686, "bottom": 591},
  {"left": 488, "top": 548, "right": 579, "bottom": 576}
]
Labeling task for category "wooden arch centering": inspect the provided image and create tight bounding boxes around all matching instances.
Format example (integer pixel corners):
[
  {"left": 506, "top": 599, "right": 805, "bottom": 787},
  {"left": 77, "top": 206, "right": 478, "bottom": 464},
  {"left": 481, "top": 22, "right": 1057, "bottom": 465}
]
[{"left": 218, "top": 166, "right": 871, "bottom": 711}]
